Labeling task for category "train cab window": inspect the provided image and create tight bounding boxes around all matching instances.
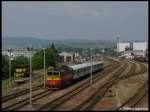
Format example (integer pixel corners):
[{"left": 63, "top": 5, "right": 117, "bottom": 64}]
[{"left": 47, "top": 71, "right": 60, "bottom": 76}]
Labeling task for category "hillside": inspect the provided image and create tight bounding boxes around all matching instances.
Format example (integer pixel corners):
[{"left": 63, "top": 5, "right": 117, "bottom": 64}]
[{"left": 2, "top": 37, "right": 117, "bottom": 50}]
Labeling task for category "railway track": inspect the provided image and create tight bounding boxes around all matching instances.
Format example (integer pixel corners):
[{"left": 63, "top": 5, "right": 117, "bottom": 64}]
[
  {"left": 2, "top": 72, "right": 44, "bottom": 102},
  {"left": 71, "top": 59, "right": 147, "bottom": 111},
  {"left": 126, "top": 60, "right": 137, "bottom": 75},
  {"left": 2, "top": 88, "right": 55, "bottom": 111},
  {"left": 39, "top": 59, "right": 147, "bottom": 111},
  {"left": 4, "top": 58, "right": 147, "bottom": 111},
  {"left": 2, "top": 84, "right": 43, "bottom": 103},
  {"left": 2, "top": 58, "right": 111, "bottom": 106},
  {"left": 132, "top": 92, "right": 148, "bottom": 108},
  {"left": 3, "top": 58, "right": 110, "bottom": 110},
  {"left": 2, "top": 70, "right": 43, "bottom": 92},
  {"left": 2, "top": 57, "right": 113, "bottom": 109},
  {"left": 2, "top": 58, "right": 116, "bottom": 111},
  {"left": 2, "top": 58, "right": 111, "bottom": 102},
  {"left": 2, "top": 70, "right": 54, "bottom": 110},
  {"left": 119, "top": 60, "right": 147, "bottom": 81},
  {"left": 71, "top": 61, "right": 128, "bottom": 111},
  {"left": 117, "top": 81, "right": 148, "bottom": 111},
  {"left": 38, "top": 58, "right": 123, "bottom": 111}
]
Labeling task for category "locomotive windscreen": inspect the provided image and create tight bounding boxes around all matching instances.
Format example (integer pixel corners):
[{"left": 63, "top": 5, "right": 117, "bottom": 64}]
[{"left": 47, "top": 71, "right": 59, "bottom": 75}]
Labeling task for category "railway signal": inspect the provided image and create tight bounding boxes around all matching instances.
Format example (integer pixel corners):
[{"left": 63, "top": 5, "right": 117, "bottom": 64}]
[{"left": 43, "top": 48, "right": 46, "bottom": 88}]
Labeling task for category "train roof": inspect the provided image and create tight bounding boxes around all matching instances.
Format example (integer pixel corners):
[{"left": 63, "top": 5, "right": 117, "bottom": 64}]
[{"left": 69, "top": 61, "right": 103, "bottom": 71}]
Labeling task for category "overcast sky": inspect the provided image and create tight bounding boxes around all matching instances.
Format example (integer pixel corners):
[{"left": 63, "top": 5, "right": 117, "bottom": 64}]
[{"left": 2, "top": 1, "right": 148, "bottom": 41}]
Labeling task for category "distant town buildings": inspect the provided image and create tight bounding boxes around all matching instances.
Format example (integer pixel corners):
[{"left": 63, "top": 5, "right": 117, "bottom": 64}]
[
  {"left": 2, "top": 48, "right": 36, "bottom": 60},
  {"left": 117, "top": 41, "right": 148, "bottom": 59},
  {"left": 133, "top": 42, "right": 147, "bottom": 51},
  {"left": 59, "top": 51, "right": 99, "bottom": 64},
  {"left": 117, "top": 42, "right": 131, "bottom": 52},
  {"left": 59, "top": 51, "right": 75, "bottom": 64},
  {"left": 95, "top": 53, "right": 103, "bottom": 61}
]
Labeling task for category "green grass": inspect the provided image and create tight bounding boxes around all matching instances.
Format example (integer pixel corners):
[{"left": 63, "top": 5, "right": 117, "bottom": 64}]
[
  {"left": 2, "top": 75, "right": 43, "bottom": 96},
  {"left": 2, "top": 76, "right": 29, "bottom": 90},
  {"left": 14, "top": 76, "right": 29, "bottom": 80},
  {"left": 2, "top": 79, "right": 9, "bottom": 90}
]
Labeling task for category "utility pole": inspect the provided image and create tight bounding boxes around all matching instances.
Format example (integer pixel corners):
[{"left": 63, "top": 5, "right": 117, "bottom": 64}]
[
  {"left": 8, "top": 48, "right": 12, "bottom": 89},
  {"left": 116, "top": 37, "right": 120, "bottom": 57},
  {"left": 43, "top": 48, "right": 46, "bottom": 88},
  {"left": 90, "top": 48, "right": 93, "bottom": 85},
  {"left": 27, "top": 47, "right": 33, "bottom": 106}
]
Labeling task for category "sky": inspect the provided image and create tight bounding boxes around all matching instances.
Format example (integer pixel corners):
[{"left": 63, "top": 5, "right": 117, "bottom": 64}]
[{"left": 2, "top": 1, "right": 148, "bottom": 41}]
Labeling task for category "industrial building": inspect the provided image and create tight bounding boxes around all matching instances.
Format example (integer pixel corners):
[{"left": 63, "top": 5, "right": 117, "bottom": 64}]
[
  {"left": 133, "top": 42, "right": 147, "bottom": 51},
  {"left": 117, "top": 41, "right": 148, "bottom": 59},
  {"left": 117, "top": 41, "right": 147, "bottom": 52},
  {"left": 2, "top": 50, "right": 35, "bottom": 60},
  {"left": 117, "top": 42, "right": 131, "bottom": 52},
  {"left": 59, "top": 52, "right": 75, "bottom": 64}
]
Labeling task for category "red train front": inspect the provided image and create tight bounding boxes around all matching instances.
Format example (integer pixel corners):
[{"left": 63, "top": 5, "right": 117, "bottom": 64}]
[
  {"left": 46, "top": 67, "right": 73, "bottom": 89},
  {"left": 46, "top": 71, "right": 62, "bottom": 88}
]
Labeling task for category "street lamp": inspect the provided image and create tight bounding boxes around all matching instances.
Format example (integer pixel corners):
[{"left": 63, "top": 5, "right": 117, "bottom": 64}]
[
  {"left": 8, "top": 48, "right": 12, "bottom": 89},
  {"left": 27, "top": 47, "right": 33, "bottom": 106},
  {"left": 43, "top": 48, "right": 46, "bottom": 88},
  {"left": 90, "top": 48, "right": 93, "bottom": 85}
]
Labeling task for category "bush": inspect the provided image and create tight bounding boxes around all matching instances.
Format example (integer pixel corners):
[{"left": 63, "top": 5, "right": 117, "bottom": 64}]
[{"left": 2, "top": 55, "right": 9, "bottom": 79}]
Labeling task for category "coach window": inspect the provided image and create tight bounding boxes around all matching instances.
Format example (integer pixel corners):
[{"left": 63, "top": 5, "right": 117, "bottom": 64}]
[
  {"left": 79, "top": 69, "right": 81, "bottom": 74},
  {"left": 80, "top": 68, "right": 82, "bottom": 74},
  {"left": 85, "top": 67, "right": 88, "bottom": 72}
]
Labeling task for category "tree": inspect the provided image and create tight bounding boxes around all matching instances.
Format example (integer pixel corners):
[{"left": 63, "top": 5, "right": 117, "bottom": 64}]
[
  {"left": 51, "top": 43, "right": 58, "bottom": 54},
  {"left": 2, "top": 55, "right": 30, "bottom": 79},
  {"left": 46, "top": 48, "right": 58, "bottom": 67},
  {"left": 32, "top": 50, "right": 44, "bottom": 70},
  {"left": 13, "top": 56, "right": 29, "bottom": 65},
  {"left": 2, "top": 55, "right": 9, "bottom": 79},
  {"left": 32, "top": 48, "right": 58, "bottom": 70}
]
